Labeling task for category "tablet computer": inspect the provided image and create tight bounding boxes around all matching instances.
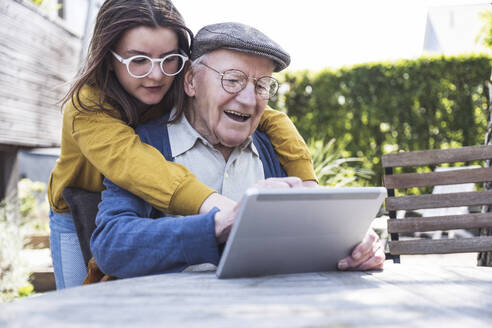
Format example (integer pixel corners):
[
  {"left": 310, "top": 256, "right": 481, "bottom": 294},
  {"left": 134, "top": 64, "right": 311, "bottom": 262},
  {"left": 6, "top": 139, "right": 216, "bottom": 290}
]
[{"left": 216, "top": 186, "right": 387, "bottom": 279}]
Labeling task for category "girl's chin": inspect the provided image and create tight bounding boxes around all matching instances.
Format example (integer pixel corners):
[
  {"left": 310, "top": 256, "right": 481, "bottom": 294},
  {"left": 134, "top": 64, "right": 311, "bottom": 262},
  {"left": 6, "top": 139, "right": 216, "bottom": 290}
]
[
  {"left": 135, "top": 89, "right": 167, "bottom": 105},
  {"left": 137, "top": 96, "right": 164, "bottom": 106}
]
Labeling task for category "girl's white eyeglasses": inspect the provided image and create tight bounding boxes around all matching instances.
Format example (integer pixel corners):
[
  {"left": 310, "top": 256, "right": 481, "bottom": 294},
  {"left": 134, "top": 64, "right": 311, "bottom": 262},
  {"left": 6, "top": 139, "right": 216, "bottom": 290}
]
[{"left": 111, "top": 51, "right": 188, "bottom": 78}]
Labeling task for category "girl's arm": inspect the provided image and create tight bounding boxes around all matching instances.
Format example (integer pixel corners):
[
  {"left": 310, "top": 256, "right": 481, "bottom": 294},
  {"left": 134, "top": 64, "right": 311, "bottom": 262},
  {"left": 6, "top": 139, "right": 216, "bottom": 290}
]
[
  {"left": 257, "top": 107, "right": 317, "bottom": 182},
  {"left": 68, "top": 100, "right": 214, "bottom": 216}
]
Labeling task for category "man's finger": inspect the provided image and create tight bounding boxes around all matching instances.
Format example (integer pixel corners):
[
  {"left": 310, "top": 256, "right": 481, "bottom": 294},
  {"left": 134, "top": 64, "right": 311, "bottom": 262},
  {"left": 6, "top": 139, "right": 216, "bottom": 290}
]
[
  {"left": 254, "top": 177, "right": 303, "bottom": 189},
  {"left": 351, "top": 229, "right": 377, "bottom": 260},
  {"left": 338, "top": 233, "right": 384, "bottom": 270},
  {"left": 280, "top": 176, "right": 303, "bottom": 187},
  {"left": 254, "top": 180, "right": 292, "bottom": 189},
  {"left": 265, "top": 176, "right": 303, "bottom": 187},
  {"left": 355, "top": 243, "right": 385, "bottom": 270},
  {"left": 339, "top": 243, "right": 377, "bottom": 269}
]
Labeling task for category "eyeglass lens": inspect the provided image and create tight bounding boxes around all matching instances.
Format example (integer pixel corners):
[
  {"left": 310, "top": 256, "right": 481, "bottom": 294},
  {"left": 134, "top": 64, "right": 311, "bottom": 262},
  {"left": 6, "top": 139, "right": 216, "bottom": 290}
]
[
  {"left": 222, "top": 70, "right": 278, "bottom": 99},
  {"left": 128, "top": 55, "right": 185, "bottom": 77}
]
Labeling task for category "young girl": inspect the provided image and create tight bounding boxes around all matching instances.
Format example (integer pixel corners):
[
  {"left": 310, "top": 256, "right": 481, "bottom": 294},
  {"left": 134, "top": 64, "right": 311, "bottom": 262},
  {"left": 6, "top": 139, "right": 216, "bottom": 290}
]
[{"left": 48, "top": 0, "right": 316, "bottom": 289}]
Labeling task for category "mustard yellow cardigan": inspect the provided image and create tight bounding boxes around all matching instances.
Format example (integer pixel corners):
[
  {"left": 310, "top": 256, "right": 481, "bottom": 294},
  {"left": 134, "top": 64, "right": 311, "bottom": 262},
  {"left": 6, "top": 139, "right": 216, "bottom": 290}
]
[{"left": 48, "top": 85, "right": 315, "bottom": 215}]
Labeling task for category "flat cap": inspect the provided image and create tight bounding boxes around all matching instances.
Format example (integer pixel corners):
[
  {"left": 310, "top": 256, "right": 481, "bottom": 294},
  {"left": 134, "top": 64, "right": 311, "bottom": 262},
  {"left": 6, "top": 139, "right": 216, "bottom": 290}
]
[{"left": 191, "top": 22, "right": 290, "bottom": 72}]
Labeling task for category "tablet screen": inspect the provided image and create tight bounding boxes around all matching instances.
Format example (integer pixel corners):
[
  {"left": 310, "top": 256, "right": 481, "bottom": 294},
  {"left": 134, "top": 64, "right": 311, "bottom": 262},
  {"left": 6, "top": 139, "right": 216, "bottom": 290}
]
[{"left": 216, "top": 187, "right": 387, "bottom": 278}]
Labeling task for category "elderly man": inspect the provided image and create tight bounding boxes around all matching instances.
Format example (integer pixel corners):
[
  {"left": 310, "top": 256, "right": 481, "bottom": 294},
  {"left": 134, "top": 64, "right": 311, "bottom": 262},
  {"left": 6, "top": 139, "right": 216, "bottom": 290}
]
[{"left": 90, "top": 22, "right": 384, "bottom": 279}]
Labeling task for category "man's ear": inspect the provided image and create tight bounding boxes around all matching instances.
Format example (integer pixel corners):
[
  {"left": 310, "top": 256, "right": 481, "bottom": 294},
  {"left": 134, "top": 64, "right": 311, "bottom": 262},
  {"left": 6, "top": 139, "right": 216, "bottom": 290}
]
[{"left": 184, "top": 69, "right": 196, "bottom": 97}]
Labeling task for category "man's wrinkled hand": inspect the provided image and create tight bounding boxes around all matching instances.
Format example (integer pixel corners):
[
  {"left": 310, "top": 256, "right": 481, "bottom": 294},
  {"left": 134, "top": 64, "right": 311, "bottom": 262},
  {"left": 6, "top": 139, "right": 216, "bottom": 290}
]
[
  {"left": 214, "top": 201, "right": 240, "bottom": 244},
  {"left": 252, "top": 176, "right": 304, "bottom": 189},
  {"left": 337, "top": 229, "right": 385, "bottom": 271}
]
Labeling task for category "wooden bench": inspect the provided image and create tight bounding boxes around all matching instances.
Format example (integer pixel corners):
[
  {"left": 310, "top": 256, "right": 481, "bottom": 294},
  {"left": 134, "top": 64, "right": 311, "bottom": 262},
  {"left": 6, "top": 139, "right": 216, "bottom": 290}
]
[
  {"left": 382, "top": 145, "right": 492, "bottom": 263},
  {"left": 413, "top": 166, "right": 478, "bottom": 239}
]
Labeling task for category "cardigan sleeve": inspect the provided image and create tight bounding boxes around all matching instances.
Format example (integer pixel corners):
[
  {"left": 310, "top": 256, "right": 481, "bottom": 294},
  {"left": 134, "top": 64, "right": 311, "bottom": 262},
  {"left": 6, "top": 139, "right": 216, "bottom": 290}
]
[
  {"left": 91, "top": 177, "right": 220, "bottom": 278},
  {"left": 257, "top": 107, "right": 317, "bottom": 181},
  {"left": 70, "top": 105, "right": 214, "bottom": 216}
]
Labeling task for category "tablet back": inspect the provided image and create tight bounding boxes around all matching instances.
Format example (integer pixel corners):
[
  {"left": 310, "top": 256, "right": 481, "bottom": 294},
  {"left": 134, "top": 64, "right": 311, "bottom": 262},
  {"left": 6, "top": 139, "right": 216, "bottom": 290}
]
[{"left": 216, "top": 187, "right": 387, "bottom": 278}]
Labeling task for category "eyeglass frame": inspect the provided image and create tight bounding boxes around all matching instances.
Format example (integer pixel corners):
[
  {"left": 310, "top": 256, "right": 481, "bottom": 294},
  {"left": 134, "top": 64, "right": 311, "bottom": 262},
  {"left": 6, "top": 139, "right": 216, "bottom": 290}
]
[
  {"left": 198, "top": 62, "right": 279, "bottom": 100},
  {"left": 111, "top": 50, "right": 188, "bottom": 78}
]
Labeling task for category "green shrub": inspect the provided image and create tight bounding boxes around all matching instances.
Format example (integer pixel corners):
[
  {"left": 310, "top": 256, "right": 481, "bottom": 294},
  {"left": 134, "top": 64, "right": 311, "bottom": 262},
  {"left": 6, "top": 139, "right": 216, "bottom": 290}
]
[
  {"left": 309, "top": 138, "right": 373, "bottom": 186},
  {"left": 270, "top": 55, "right": 491, "bottom": 186},
  {"left": 478, "top": 9, "right": 492, "bottom": 50},
  {"left": 0, "top": 179, "right": 47, "bottom": 302},
  {"left": 0, "top": 200, "right": 31, "bottom": 302},
  {"left": 18, "top": 179, "right": 49, "bottom": 233},
  {"left": 28, "top": 0, "right": 61, "bottom": 16}
]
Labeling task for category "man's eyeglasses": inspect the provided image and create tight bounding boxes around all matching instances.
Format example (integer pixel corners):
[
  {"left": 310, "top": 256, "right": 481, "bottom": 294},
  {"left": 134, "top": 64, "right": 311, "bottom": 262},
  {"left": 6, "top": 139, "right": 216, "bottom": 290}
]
[
  {"left": 111, "top": 51, "right": 188, "bottom": 78},
  {"left": 199, "top": 62, "right": 279, "bottom": 100}
]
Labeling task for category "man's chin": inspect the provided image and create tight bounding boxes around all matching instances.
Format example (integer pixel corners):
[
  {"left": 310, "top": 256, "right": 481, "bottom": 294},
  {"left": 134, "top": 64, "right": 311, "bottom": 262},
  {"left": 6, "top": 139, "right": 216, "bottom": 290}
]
[
  {"left": 215, "top": 128, "right": 252, "bottom": 148},
  {"left": 219, "top": 137, "right": 248, "bottom": 148}
]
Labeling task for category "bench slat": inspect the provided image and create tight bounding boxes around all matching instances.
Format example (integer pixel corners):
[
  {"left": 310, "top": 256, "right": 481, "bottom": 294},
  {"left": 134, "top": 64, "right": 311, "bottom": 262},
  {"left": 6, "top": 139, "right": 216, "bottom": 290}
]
[
  {"left": 382, "top": 145, "right": 492, "bottom": 168},
  {"left": 383, "top": 167, "right": 492, "bottom": 189},
  {"left": 387, "top": 212, "right": 492, "bottom": 233},
  {"left": 389, "top": 237, "right": 492, "bottom": 255},
  {"left": 385, "top": 190, "right": 492, "bottom": 211}
]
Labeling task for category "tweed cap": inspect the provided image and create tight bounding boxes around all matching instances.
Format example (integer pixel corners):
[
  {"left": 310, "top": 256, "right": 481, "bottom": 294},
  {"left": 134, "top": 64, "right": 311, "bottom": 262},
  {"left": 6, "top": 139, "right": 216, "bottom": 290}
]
[{"left": 191, "top": 22, "right": 290, "bottom": 72}]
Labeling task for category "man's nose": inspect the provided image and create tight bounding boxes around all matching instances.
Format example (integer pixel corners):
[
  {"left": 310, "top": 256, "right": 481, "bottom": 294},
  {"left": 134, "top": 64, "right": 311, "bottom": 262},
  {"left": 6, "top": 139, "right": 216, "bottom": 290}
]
[{"left": 235, "top": 81, "right": 257, "bottom": 106}]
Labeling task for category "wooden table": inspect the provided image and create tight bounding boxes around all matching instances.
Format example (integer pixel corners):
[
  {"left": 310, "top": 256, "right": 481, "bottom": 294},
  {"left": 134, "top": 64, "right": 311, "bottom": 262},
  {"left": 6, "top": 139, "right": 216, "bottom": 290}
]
[{"left": 1, "top": 263, "right": 492, "bottom": 327}]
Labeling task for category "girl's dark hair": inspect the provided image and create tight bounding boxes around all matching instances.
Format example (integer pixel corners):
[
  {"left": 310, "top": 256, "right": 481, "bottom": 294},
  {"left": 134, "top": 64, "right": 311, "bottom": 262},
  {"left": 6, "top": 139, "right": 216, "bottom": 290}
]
[{"left": 62, "top": 0, "right": 192, "bottom": 126}]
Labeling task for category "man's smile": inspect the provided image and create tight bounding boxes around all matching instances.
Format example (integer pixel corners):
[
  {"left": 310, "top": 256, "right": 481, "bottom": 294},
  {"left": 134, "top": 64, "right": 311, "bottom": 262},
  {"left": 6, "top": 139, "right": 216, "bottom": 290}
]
[{"left": 223, "top": 109, "right": 251, "bottom": 122}]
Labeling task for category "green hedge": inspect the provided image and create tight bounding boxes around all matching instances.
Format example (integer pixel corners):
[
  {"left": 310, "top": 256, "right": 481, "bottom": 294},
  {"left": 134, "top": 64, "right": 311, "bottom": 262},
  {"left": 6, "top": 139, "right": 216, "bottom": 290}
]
[{"left": 271, "top": 55, "right": 491, "bottom": 185}]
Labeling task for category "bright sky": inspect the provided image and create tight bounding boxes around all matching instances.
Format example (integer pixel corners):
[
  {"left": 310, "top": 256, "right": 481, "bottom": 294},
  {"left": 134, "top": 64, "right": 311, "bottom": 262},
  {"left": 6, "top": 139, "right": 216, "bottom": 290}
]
[{"left": 173, "top": 0, "right": 489, "bottom": 71}]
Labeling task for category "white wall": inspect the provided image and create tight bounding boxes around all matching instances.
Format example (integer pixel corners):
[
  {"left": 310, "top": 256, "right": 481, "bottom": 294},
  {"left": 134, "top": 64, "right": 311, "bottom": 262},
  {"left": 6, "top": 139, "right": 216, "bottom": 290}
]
[{"left": 424, "top": 4, "right": 491, "bottom": 55}]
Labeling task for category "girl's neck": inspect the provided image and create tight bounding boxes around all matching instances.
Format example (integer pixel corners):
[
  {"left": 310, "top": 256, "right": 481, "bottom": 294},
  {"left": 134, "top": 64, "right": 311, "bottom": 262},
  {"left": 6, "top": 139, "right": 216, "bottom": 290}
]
[{"left": 136, "top": 100, "right": 151, "bottom": 112}]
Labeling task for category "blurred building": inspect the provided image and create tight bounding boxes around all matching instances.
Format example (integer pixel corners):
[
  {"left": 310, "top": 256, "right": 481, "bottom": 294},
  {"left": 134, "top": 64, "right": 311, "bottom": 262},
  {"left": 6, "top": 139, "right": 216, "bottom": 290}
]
[
  {"left": 423, "top": 3, "right": 491, "bottom": 56},
  {"left": 0, "top": 0, "right": 100, "bottom": 200}
]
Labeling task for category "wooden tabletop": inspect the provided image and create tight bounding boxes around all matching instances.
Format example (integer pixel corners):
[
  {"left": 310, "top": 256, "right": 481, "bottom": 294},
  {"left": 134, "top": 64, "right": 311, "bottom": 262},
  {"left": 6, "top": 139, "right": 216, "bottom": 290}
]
[{"left": 1, "top": 263, "right": 492, "bottom": 327}]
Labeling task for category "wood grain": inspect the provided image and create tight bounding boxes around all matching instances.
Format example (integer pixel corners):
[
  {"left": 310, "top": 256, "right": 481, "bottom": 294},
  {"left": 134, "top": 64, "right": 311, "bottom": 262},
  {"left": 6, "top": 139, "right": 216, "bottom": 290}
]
[
  {"left": 382, "top": 145, "right": 492, "bottom": 168},
  {"left": 389, "top": 237, "right": 492, "bottom": 254},
  {"left": 385, "top": 190, "right": 492, "bottom": 211},
  {"left": 0, "top": 0, "right": 81, "bottom": 147},
  {"left": 383, "top": 167, "right": 492, "bottom": 189},
  {"left": 2, "top": 266, "right": 492, "bottom": 327},
  {"left": 387, "top": 212, "right": 492, "bottom": 233}
]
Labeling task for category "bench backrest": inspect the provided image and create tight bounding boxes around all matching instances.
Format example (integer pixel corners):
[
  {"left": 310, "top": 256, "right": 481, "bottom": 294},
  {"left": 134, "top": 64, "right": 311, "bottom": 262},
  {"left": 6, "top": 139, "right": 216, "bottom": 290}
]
[{"left": 382, "top": 145, "right": 492, "bottom": 261}]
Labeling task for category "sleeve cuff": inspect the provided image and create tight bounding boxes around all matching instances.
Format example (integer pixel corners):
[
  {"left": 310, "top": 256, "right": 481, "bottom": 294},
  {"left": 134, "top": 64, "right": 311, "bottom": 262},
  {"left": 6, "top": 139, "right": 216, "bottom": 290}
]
[
  {"left": 180, "top": 207, "right": 220, "bottom": 266},
  {"left": 282, "top": 159, "right": 318, "bottom": 182},
  {"left": 169, "top": 174, "right": 216, "bottom": 215}
]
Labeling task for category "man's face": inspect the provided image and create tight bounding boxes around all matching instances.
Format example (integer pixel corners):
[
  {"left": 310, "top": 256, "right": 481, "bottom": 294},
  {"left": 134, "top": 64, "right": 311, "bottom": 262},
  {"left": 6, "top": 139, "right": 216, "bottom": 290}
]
[{"left": 184, "top": 49, "right": 275, "bottom": 148}]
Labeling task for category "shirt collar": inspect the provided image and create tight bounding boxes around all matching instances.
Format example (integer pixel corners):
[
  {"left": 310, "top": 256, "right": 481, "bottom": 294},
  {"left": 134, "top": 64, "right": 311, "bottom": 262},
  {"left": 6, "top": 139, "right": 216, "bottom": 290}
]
[
  {"left": 240, "top": 136, "right": 258, "bottom": 157},
  {"left": 167, "top": 108, "right": 258, "bottom": 158},
  {"left": 168, "top": 109, "right": 205, "bottom": 158}
]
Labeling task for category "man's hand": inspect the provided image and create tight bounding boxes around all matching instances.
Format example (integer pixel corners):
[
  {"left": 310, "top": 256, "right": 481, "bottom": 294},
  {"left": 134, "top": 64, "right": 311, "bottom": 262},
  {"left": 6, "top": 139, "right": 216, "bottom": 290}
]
[
  {"left": 301, "top": 180, "right": 318, "bottom": 188},
  {"left": 199, "top": 192, "right": 237, "bottom": 244},
  {"left": 252, "top": 176, "right": 304, "bottom": 189},
  {"left": 199, "top": 192, "right": 236, "bottom": 214},
  {"left": 337, "top": 229, "right": 385, "bottom": 271},
  {"left": 213, "top": 201, "right": 240, "bottom": 244}
]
